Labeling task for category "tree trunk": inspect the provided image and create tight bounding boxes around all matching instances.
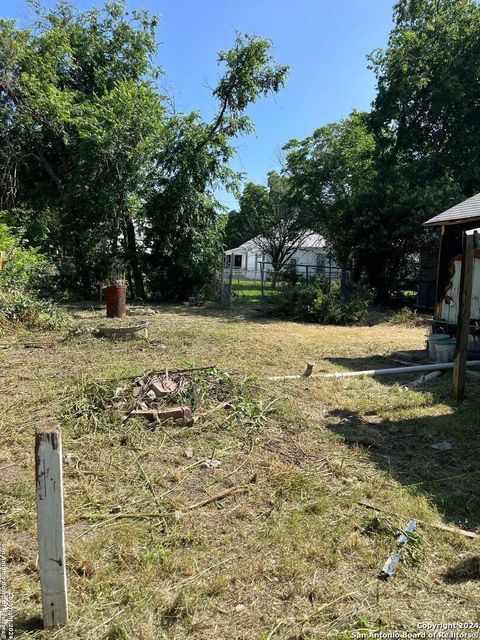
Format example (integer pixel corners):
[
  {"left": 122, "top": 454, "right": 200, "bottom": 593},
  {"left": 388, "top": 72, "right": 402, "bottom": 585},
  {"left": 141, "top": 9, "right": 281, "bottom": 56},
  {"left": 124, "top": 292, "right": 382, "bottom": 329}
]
[
  {"left": 271, "top": 269, "right": 280, "bottom": 289},
  {"left": 124, "top": 216, "right": 146, "bottom": 300}
]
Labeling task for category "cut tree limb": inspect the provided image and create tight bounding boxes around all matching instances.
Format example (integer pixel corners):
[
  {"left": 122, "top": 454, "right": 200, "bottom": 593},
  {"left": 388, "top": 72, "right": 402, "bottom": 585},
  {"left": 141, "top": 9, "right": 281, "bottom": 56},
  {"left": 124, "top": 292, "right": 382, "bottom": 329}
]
[
  {"left": 358, "top": 500, "right": 478, "bottom": 540},
  {"left": 184, "top": 486, "right": 248, "bottom": 511}
]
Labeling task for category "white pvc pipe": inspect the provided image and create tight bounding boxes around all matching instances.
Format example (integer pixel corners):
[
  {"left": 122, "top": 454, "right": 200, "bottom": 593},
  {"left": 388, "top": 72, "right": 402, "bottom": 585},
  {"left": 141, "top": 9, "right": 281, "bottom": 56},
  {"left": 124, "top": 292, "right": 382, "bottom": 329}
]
[{"left": 267, "top": 360, "right": 480, "bottom": 381}]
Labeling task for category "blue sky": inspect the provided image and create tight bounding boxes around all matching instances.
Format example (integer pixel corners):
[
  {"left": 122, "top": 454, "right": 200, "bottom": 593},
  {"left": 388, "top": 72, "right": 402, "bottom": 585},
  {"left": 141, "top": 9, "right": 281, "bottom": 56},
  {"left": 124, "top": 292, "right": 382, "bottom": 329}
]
[{"left": 0, "top": 0, "right": 395, "bottom": 209}]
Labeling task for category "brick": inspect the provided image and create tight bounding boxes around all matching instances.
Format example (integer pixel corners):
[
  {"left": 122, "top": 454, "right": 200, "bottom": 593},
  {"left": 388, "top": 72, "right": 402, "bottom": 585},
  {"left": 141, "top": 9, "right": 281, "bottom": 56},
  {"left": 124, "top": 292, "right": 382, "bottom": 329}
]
[
  {"left": 130, "top": 409, "right": 158, "bottom": 421},
  {"left": 157, "top": 406, "right": 193, "bottom": 424},
  {"left": 149, "top": 379, "right": 178, "bottom": 397}
]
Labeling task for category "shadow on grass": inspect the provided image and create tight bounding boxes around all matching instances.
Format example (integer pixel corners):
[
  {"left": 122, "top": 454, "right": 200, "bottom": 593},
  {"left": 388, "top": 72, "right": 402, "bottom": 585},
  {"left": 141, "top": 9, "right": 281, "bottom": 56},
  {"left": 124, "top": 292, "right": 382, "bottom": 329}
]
[
  {"left": 14, "top": 615, "right": 43, "bottom": 632},
  {"left": 323, "top": 354, "right": 434, "bottom": 388},
  {"left": 159, "top": 300, "right": 282, "bottom": 325},
  {"left": 443, "top": 556, "right": 480, "bottom": 583},
  {"left": 322, "top": 366, "right": 480, "bottom": 530}
]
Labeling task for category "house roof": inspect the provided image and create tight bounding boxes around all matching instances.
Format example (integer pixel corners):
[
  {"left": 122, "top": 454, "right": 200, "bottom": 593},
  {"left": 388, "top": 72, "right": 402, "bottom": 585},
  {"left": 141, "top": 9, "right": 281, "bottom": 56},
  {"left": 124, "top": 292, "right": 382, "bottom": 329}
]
[
  {"left": 424, "top": 192, "right": 480, "bottom": 226},
  {"left": 225, "top": 231, "right": 326, "bottom": 254}
]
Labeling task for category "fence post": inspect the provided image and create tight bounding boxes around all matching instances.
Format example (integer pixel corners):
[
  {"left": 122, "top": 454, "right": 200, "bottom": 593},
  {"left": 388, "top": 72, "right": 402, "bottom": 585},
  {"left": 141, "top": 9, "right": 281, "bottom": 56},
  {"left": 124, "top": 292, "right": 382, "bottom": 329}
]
[
  {"left": 35, "top": 424, "right": 68, "bottom": 628},
  {"left": 227, "top": 258, "right": 234, "bottom": 308}
]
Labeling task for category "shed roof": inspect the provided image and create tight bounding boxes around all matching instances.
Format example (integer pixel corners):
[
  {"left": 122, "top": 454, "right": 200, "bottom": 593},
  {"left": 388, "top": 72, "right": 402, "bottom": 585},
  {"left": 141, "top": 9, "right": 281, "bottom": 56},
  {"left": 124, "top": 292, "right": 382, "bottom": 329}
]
[
  {"left": 424, "top": 192, "right": 480, "bottom": 226},
  {"left": 225, "top": 231, "right": 326, "bottom": 255}
]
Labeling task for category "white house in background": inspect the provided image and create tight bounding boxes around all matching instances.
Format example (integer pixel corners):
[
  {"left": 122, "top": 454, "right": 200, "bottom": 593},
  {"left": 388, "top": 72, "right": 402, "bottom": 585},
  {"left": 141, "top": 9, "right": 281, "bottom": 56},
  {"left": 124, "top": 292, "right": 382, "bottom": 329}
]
[{"left": 224, "top": 231, "right": 340, "bottom": 280}]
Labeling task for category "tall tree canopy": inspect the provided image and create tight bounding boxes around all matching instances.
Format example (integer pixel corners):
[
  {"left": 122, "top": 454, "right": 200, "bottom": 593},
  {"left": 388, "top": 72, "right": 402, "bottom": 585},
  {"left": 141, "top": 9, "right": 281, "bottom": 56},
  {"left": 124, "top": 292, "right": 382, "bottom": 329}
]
[
  {"left": 285, "top": 0, "right": 480, "bottom": 300},
  {"left": 285, "top": 111, "right": 443, "bottom": 298},
  {"left": 370, "top": 0, "right": 480, "bottom": 196},
  {"left": 0, "top": 1, "right": 288, "bottom": 299}
]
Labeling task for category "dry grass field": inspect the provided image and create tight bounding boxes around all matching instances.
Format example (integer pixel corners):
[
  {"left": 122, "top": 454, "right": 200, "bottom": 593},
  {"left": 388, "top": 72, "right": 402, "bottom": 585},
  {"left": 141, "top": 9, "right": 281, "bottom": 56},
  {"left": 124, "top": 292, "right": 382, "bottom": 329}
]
[{"left": 1, "top": 300, "right": 480, "bottom": 639}]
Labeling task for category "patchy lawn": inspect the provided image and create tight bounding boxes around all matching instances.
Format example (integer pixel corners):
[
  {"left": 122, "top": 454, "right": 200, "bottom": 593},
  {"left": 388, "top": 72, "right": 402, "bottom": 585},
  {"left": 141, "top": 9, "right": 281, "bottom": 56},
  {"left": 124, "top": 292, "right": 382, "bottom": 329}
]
[
  {"left": 232, "top": 280, "right": 273, "bottom": 301},
  {"left": 1, "top": 302, "right": 480, "bottom": 639}
]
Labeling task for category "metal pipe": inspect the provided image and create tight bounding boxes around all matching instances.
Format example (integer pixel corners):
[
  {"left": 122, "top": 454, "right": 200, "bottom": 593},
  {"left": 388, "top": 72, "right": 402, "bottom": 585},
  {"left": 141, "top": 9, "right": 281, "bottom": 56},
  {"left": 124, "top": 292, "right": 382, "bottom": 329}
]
[{"left": 267, "top": 360, "right": 480, "bottom": 381}]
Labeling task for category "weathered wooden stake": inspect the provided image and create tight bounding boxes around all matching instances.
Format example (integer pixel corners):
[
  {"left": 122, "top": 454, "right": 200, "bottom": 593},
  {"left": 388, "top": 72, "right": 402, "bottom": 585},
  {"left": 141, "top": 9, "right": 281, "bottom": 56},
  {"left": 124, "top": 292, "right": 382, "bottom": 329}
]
[
  {"left": 452, "top": 229, "right": 478, "bottom": 400},
  {"left": 35, "top": 424, "right": 68, "bottom": 628}
]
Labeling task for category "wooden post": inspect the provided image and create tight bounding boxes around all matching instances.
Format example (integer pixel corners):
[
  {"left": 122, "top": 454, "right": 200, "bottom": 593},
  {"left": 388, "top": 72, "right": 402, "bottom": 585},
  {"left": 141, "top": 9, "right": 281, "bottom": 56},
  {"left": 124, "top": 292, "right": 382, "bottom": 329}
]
[
  {"left": 452, "top": 229, "right": 478, "bottom": 400},
  {"left": 227, "top": 256, "right": 234, "bottom": 308},
  {"left": 219, "top": 253, "right": 226, "bottom": 306},
  {"left": 35, "top": 424, "right": 68, "bottom": 628}
]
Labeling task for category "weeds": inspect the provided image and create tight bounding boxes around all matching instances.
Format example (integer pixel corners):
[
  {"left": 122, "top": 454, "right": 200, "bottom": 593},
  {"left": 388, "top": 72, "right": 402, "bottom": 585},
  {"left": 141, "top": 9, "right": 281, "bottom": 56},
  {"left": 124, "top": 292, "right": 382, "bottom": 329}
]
[
  {"left": 389, "top": 307, "right": 427, "bottom": 327},
  {"left": 2, "top": 305, "right": 479, "bottom": 639},
  {"left": 0, "top": 289, "right": 69, "bottom": 332},
  {"left": 62, "top": 368, "right": 278, "bottom": 436},
  {"left": 266, "top": 280, "right": 372, "bottom": 324}
]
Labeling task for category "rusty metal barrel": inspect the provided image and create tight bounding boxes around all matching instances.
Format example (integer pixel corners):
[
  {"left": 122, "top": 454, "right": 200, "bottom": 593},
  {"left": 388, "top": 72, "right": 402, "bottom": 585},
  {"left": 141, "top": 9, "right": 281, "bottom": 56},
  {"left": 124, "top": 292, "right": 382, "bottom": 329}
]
[{"left": 105, "top": 285, "right": 126, "bottom": 318}]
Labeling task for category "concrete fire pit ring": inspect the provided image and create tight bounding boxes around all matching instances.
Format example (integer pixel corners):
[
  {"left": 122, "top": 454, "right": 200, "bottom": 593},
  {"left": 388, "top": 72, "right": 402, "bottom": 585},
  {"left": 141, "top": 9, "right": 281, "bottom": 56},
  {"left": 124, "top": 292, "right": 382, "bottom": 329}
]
[{"left": 97, "top": 322, "right": 149, "bottom": 340}]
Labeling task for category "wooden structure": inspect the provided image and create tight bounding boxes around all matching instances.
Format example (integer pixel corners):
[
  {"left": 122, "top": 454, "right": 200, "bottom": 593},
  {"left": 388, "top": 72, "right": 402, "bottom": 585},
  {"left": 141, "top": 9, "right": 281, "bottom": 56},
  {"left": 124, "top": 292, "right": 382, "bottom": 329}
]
[
  {"left": 424, "top": 194, "right": 480, "bottom": 398},
  {"left": 425, "top": 194, "right": 480, "bottom": 334}
]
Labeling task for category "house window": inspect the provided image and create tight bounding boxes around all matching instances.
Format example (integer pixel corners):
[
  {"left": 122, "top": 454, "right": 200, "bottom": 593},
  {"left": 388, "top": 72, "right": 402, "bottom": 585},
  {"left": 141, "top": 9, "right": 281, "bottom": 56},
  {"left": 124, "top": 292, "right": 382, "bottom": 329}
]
[
  {"left": 234, "top": 254, "right": 242, "bottom": 268},
  {"left": 225, "top": 255, "right": 231, "bottom": 267},
  {"left": 290, "top": 258, "right": 297, "bottom": 268}
]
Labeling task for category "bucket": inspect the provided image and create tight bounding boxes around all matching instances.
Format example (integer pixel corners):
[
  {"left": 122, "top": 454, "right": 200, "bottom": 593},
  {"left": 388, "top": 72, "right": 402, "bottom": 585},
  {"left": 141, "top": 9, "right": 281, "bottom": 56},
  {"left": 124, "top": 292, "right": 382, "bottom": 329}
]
[
  {"left": 435, "top": 338, "right": 456, "bottom": 363},
  {"left": 427, "top": 333, "right": 449, "bottom": 360},
  {"left": 106, "top": 285, "right": 127, "bottom": 318}
]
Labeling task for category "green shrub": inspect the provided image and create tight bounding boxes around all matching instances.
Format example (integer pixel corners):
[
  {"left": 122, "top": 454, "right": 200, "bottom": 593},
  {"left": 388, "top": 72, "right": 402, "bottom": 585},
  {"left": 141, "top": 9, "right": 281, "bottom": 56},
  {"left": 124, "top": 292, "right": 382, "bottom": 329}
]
[
  {"left": 270, "top": 280, "right": 372, "bottom": 324},
  {"left": 0, "top": 222, "right": 55, "bottom": 294},
  {"left": 0, "top": 290, "right": 69, "bottom": 331},
  {"left": 389, "top": 306, "right": 424, "bottom": 326}
]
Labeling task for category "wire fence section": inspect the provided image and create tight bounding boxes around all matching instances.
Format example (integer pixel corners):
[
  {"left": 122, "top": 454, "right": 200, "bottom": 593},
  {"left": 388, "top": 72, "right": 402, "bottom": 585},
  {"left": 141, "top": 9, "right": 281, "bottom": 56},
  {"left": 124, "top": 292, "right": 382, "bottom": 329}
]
[{"left": 223, "top": 262, "right": 346, "bottom": 285}]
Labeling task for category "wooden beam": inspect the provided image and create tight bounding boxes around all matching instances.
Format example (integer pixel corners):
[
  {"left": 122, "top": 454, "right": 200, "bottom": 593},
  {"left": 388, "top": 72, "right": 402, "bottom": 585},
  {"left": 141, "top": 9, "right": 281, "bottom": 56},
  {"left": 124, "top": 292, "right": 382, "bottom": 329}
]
[
  {"left": 453, "top": 229, "right": 479, "bottom": 400},
  {"left": 35, "top": 424, "right": 68, "bottom": 628}
]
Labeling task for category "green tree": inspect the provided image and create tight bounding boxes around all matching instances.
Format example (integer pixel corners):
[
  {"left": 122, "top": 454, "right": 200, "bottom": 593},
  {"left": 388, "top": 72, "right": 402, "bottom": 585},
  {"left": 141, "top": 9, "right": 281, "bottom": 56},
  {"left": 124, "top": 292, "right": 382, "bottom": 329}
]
[
  {"left": 0, "top": 1, "right": 162, "bottom": 296},
  {"left": 143, "top": 34, "right": 288, "bottom": 299},
  {"left": 285, "top": 111, "right": 440, "bottom": 299},
  {"left": 285, "top": 0, "right": 480, "bottom": 300},
  {"left": 0, "top": 221, "right": 53, "bottom": 293},
  {"left": 0, "top": 3, "right": 288, "bottom": 300},
  {"left": 223, "top": 210, "right": 253, "bottom": 251},
  {"left": 238, "top": 171, "right": 311, "bottom": 286},
  {"left": 370, "top": 0, "right": 480, "bottom": 195}
]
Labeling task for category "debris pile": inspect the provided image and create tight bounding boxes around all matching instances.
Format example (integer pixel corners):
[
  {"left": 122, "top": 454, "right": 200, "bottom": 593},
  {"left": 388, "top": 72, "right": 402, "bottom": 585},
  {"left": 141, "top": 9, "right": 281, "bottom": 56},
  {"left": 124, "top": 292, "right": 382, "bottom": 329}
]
[
  {"left": 65, "top": 366, "right": 276, "bottom": 435},
  {"left": 123, "top": 371, "right": 194, "bottom": 427}
]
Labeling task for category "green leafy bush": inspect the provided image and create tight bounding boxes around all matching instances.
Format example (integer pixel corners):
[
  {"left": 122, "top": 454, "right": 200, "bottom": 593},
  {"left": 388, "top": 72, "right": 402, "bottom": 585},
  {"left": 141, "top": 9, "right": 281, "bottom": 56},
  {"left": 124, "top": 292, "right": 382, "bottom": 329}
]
[
  {"left": 389, "top": 307, "right": 424, "bottom": 326},
  {"left": 0, "top": 222, "right": 55, "bottom": 293},
  {"left": 0, "top": 290, "right": 69, "bottom": 331},
  {"left": 0, "top": 223, "right": 68, "bottom": 332},
  {"left": 270, "top": 279, "right": 372, "bottom": 324}
]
